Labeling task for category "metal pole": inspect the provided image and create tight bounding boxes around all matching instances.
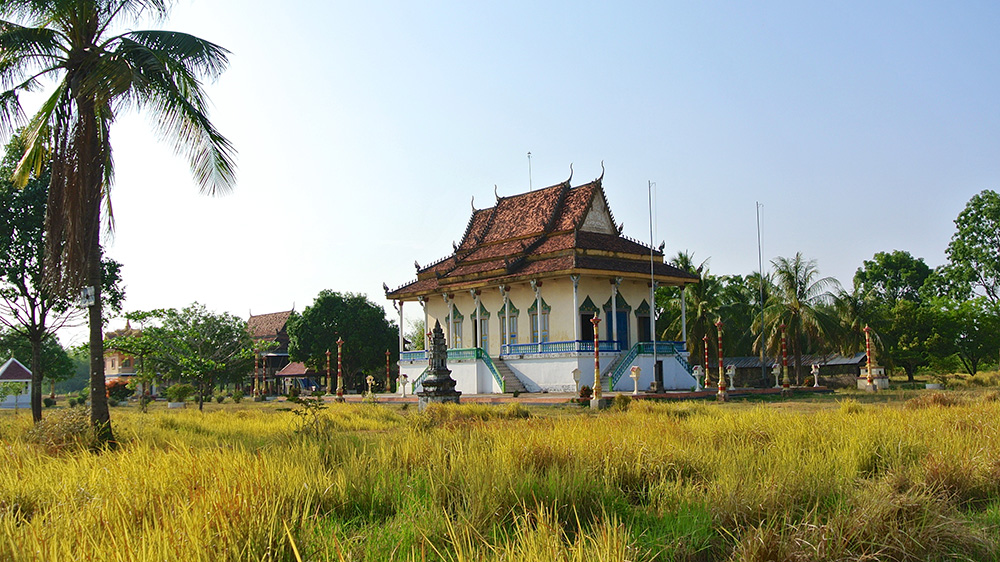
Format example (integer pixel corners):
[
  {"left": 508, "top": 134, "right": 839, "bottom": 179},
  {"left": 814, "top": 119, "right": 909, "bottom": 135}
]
[
  {"left": 649, "top": 180, "right": 657, "bottom": 380},
  {"left": 756, "top": 202, "right": 765, "bottom": 385}
]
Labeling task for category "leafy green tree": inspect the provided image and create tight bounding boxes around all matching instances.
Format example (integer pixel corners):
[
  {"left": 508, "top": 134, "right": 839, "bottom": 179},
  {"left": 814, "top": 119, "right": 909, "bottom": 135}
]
[
  {"left": 0, "top": 134, "right": 123, "bottom": 421},
  {"left": 112, "top": 304, "right": 253, "bottom": 410},
  {"left": 288, "top": 291, "right": 399, "bottom": 392},
  {"left": 406, "top": 319, "right": 426, "bottom": 351},
  {"left": 1, "top": 1, "right": 235, "bottom": 443},
  {"left": 946, "top": 190, "right": 1000, "bottom": 304},
  {"left": 927, "top": 297, "right": 1000, "bottom": 375},
  {"left": 844, "top": 251, "right": 933, "bottom": 381},
  {"left": 657, "top": 255, "right": 723, "bottom": 370},
  {"left": 764, "top": 253, "right": 840, "bottom": 384}
]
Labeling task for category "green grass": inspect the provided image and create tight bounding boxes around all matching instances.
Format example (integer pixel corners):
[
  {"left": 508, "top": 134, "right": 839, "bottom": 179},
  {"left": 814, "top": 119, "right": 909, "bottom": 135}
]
[{"left": 1, "top": 393, "right": 998, "bottom": 560}]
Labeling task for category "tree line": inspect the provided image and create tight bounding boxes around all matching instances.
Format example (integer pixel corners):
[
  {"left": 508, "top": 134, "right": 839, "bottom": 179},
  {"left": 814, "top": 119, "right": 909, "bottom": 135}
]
[{"left": 657, "top": 189, "right": 1000, "bottom": 383}]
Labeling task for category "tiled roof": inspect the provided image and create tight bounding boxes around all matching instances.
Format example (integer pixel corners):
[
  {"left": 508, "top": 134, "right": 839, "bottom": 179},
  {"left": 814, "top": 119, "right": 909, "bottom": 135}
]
[
  {"left": 276, "top": 361, "right": 315, "bottom": 376},
  {"left": 387, "top": 174, "right": 697, "bottom": 299},
  {"left": 248, "top": 310, "right": 293, "bottom": 340},
  {"left": 0, "top": 358, "right": 31, "bottom": 381}
]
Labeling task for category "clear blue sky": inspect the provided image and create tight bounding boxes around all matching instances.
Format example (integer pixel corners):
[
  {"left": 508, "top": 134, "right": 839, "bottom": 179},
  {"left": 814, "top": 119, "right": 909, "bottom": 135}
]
[{"left": 66, "top": 1, "right": 1000, "bottom": 341}]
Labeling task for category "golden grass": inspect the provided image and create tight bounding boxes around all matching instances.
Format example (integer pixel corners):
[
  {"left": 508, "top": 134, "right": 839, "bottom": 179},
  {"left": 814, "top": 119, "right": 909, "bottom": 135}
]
[{"left": 0, "top": 395, "right": 998, "bottom": 561}]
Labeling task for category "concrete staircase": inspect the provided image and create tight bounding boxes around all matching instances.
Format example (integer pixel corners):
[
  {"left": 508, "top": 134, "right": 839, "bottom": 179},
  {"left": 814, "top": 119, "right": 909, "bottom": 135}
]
[{"left": 495, "top": 358, "right": 528, "bottom": 394}]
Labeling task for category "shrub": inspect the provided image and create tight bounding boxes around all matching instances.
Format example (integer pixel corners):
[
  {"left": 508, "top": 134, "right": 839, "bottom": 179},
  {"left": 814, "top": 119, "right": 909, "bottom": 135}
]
[
  {"left": 67, "top": 398, "right": 78, "bottom": 407},
  {"left": 579, "top": 385, "right": 593, "bottom": 399},
  {"left": 214, "top": 392, "right": 226, "bottom": 404},
  {"left": 287, "top": 386, "right": 301, "bottom": 400},
  {"left": 106, "top": 380, "right": 132, "bottom": 401},
  {"left": 231, "top": 390, "right": 244, "bottom": 404},
  {"left": 25, "top": 407, "right": 97, "bottom": 453},
  {"left": 107, "top": 397, "right": 120, "bottom": 407},
  {"left": 611, "top": 393, "right": 631, "bottom": 411},
  {"left": 43, "top": 397, "right": 56, "bottom": 408},
  {"left": 164, "top": 383, "right": 196, "bottom": 403}
]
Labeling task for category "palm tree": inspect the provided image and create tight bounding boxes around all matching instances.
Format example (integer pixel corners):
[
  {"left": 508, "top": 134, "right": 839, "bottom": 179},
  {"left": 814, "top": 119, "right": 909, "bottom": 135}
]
[
  {"left": 1, "top": 1, "right": 235, "bottom": 443},
  {"left": 764, "top": 253, "right": 840, "bottom": 385},
  {"left": 659, "top": 253, "right": 724, "bottom": 373}
]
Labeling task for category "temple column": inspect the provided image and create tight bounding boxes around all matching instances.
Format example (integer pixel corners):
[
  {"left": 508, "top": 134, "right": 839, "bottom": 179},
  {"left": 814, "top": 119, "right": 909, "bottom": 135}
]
[
  {"left": 611, "top": 278, "right": 621, "bottom": 348},
  {"left": 443, "top": 293, "right": 452, "bottom": 348},
  {"left": 397, "top": 300, "right": 404, "bottom": 355},
  {"left": 418, "top": 296, "right": 427, "bottom": 351},
  {"left": 571, "top": 275, "right": 581, "bottom": 349},
  {"left": 471, "top": 289, "right": 481, "bottom": 350},
  {"left": 500, "top": 286, "right": 510, "bottom": 351},
  {"left": 531, "top": 279, "right": 542, "bottom": 353}
]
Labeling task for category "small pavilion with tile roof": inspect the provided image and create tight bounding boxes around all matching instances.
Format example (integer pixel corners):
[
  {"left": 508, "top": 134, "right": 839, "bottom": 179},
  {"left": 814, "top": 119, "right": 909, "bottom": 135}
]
[
  {"left": 0, "top": 357, "right": 31, "bottom": 408},
  {"left": 248, "top": 310, "right": 293, "bottom": 394},
  {"left": 386, "top": 168, "right": 700, "bottom": 394}
]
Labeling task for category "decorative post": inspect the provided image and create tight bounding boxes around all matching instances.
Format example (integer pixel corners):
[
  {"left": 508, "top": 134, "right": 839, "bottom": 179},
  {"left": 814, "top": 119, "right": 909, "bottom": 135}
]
[
  {"left": 772, "top": 362, "right": 781, "bottom": 388},
  {"left": 572, "top": 368, "right": 581, "bottom": 393},
  {"left": 325, "top": 349, "right": 331, "bottom": 394},
  {"left": 780, "top": 324, "right": 790, "bottom": 391},
  {"left": 864, "top": 325, "right": 875, "bottom": 391},
  {"left": 386, "top": 350, "right": 392, "bottom": 393},
  {"left": 811, "top": 364, "right": 821, "bottom": 388},
  {"left": 366, "top": 375, "right": 375, "bottom": 396},
  {"left": 716, "top": 320, "right": 727, "bottom": 401},
  {"left": 702, "top": 334, "right": 710, "bottom": 388},
  {"left": 571, "top": 275, "right": 581, "bottom": 349},
  {"left": 726, "top": 364, "right": 736, "bottom": 390},
  {"left": 591, "top": 316, "right": 602, "bottom": 402},
  {"left": 630, "top": 366, "right": 641, "bottom": 396},
  {"left": 336, "top": 337, "right": 345, "bottom": 402},
  {"left": 399, "top": 374, "right": 408, "bottom": 397},
  {"left": 254, "top": 348, "right": 260, "bottom": 397},
  {"left": 693, "top": 365, "right": 703, "bottom": 391}
]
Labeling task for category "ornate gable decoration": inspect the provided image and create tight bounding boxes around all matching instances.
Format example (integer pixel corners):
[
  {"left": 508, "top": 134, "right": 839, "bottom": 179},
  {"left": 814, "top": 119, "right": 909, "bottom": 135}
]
[{"left": 579, "top": 190, "right": 616, "bottom": 235}]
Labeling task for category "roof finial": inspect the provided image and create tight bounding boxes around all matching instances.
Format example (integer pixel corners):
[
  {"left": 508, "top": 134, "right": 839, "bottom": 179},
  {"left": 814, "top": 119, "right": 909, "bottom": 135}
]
[
  {"left": 414, "top": 260, "right": 420, "bottom": 271},
  {"left": 566, "top": 163, "right": 573, "bottom": 184},
  {"left": 494, "top": 184, "right": 500, "bottom": 201},
  {"left": 471, "top": 196, "right": 476, "bottom": 212},
  {"left": 597, "top": 160, "right": 605, "bottom": 182},
  {"left": 452, "top": 240, "right": 458, "bottom": 252}
]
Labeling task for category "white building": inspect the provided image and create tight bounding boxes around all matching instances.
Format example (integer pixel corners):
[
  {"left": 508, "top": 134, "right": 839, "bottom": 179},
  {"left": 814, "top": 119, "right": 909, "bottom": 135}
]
[
  {"left": 386, "top": 170, "right": 700, "bottom": 394},
  {"left": 0, "top": 357, "right": 31, "bottom": 409}
]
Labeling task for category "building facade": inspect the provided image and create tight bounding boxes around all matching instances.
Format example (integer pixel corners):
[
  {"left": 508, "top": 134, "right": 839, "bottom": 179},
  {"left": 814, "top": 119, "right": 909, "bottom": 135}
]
[{"left": 386, "top": 170, "right": 700, "bottom": 394}]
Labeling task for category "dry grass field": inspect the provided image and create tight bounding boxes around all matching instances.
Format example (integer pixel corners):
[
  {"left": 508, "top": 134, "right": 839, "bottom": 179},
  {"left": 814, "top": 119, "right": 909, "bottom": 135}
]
[{"left": 1, "top": 388, "right": 999, "bottom": 561}]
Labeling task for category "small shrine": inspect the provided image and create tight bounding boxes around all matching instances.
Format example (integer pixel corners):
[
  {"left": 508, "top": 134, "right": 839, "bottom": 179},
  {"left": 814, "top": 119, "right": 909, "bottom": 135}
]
[{"left": 417, "top": 321, "right": 461, "bottom": 410}]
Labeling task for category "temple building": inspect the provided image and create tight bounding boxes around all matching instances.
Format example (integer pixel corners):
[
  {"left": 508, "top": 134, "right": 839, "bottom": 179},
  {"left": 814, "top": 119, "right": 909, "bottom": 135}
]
[
  {"left": 247, "top": 310, "right": 293, "bottom": 394},
  {"left": 385, "top": 168, "right": 700, "bottom": 394}
]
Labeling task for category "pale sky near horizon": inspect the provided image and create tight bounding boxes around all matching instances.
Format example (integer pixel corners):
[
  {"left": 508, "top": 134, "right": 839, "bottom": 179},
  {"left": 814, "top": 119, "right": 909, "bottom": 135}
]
[{"left": 23, "top": 1, "right": 999, "bottom": 345}]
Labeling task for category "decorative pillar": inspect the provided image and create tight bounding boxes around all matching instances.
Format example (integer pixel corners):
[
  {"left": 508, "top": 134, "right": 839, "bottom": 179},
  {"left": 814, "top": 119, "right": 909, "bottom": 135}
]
[
  {"left": 811, "top": 364, "right": 821, "bottom": 388},
  {"left": 716, "top": 320, "right": 727, "bottom": 401},
  {"left": 471, "top": 289, "right": 481, "bottom": 350},
  {"left": 417, "top": 296, "right": 427, "bottom": 350},
  {"left": 325, "top": 349, "right": 331, "bottom": 394},
  {"left": 386, "top": 350, "right": 392, "bottom": 393},
  {"left": 630, "top": 366, "right": 641, "bottom": 396},
  {"left": 531, "top": 279, "right": 542, "bottom": 353},
  {"left": 443, "top": 293, "right": 452, "bottom": 348},
  {"left": 610, "top": 278, "right": 621, "bottom": 348},
  {"left": 864, "top": 325, "right": 875, "bottom": 391},
  {"left": 397, "top": 300, "right": 404, "bottom": 357},
  {"left": 500, "top": 286, "right": 510, "bottom": 351},
  {"left": 702, "top": 334, "right": 710, "bottom": 388},
  {"left": 591, "top": 316, "right": 602, "bottom": 400},
  {"left": 336, "top": 337, "right": 345, "bottom": 402},
  {"left": 781, "top": 324, "right": 790, "bottom": 390},
  {"left": 254, "top": 348, "right": 260, "bottom": 396},
  {"left": 571, "top": 275, "right": 581, "bottom": 349},
  {"left": 681, "top": 286, "right": 688, "bottom": 348}
]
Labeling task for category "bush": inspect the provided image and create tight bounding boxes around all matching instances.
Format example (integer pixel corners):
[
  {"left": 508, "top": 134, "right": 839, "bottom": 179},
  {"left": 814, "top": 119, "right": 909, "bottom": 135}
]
[
  {"left": 287, "top": 386, "right": 301, "bottom": 400},
  {"left": 67, "top": 398, "right": 78, "bottom": 407},
  {"left": 214, "top": 392, "right": 226, "bottom": 404},
  {"left": 231, "top": 390, "right": 244, "bottom": 404},
  {"left": 107, "top": 397, "right": 120, "bottom": 407},
  {"left": 611, "top": 393, "right": 631, "bottom": 411},
  {"left": 164, "top": 383, "right": 196, "bottom": 403},
  {"left": 579, "top": 385, "right": 593, "bottom": 399},
  {"left": 43, "top": 397, "right": 56, "bottom": 408},
  {"left": 25, "top": 407, "right": 97, "bottom": 453},
  {"left": 106, "top": 380, "right": 132, "bottom": 401}
]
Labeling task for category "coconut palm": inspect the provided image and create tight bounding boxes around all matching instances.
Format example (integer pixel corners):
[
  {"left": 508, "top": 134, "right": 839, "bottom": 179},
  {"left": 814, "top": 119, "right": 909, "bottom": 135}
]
[
  {"left": 1, "top": 0, "right": 235, "bottom": 443},
  {"left": 764, "top": 253, "right": 840, "bottom": 385}
]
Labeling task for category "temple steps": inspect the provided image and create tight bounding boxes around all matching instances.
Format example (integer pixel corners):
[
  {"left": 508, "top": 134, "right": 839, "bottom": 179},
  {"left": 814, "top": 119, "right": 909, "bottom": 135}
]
[{"left": 495, "top": 358, "right": 528, "bottom": 394}]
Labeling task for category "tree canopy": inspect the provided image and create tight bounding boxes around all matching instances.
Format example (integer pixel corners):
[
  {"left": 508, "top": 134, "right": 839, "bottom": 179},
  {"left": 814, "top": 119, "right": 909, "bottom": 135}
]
[{"left": 288, "top": 291, "right": 398, "bottom": 391}]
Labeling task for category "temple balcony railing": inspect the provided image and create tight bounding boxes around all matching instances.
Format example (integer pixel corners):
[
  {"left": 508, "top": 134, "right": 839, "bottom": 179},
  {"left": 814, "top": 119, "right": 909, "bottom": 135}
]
[{"left": 400, "top": 341, "right": 686, "bottom": 362}]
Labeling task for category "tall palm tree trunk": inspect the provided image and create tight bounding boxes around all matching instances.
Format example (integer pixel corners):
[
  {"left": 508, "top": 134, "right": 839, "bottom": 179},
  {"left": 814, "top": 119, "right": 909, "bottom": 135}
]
[{"left": 88, "top": 229, "right": 113, "bottom": 443}]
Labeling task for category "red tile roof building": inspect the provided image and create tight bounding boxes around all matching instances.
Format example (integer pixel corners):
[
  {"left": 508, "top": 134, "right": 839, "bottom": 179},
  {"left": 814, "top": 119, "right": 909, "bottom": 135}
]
[{"left": 386, "top": 170, "right": 699, "bottom": 394}]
